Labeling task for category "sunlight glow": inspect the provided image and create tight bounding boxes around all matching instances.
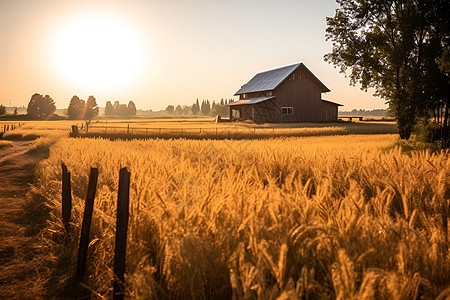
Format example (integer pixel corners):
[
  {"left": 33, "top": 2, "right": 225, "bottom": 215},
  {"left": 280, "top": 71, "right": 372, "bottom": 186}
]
[{"left": 51, "top": 11, "right": 145, "bottom": 91}]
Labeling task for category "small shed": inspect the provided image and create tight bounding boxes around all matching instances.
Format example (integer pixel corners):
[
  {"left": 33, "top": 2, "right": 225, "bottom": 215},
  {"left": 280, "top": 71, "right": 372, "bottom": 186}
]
[{"left": 228, "top": 62, "right": 342, "bottom": 122}]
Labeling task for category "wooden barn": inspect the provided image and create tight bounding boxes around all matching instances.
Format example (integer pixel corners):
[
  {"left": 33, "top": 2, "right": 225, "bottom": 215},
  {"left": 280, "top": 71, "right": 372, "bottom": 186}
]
[{"left": 228, "top": 62, "right": 342, "bottom": 123}]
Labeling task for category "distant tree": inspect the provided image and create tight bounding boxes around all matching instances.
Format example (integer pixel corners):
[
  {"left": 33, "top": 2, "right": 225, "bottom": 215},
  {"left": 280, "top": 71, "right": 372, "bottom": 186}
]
[
  {"left": 115, "top": 104, "right": 128, "bottom": 116},
  {"left": 67, "top": 95, "right": 85, "bottom": 120},
  {"left": 27, "top": 93, "right": 56, "bottom": 120},
  {"left": 13, "top": 107, "right": 17, "bottom": 115},
  {"left": 175, "top": 105, "right": 182, "bottom": 115},
  {"left": 105, "top": 101, "right": 115, "bottom": 116},
  {"left": 191, "top": 99, "right": 200, "bottom": 115},
  {"left": 0, "top": 105, "right": 5, "bottom": 115},
  {"left": 211, "top": 100, "right": 218, "bottom": 115},
  {"left": 165, "top": 105, "right": 174, "bottom": 115},
  {"left": 201, "top": 100, "right": 211, "bottom": 115},
  {"left": 127, "top": 101, "right": 137, "bottom": 116},
  {"left": 83, "top": 96, "right": 99, "bottom": 120},
  {"left": 182, "top": 105, "right": 191, "bottom": 115}
]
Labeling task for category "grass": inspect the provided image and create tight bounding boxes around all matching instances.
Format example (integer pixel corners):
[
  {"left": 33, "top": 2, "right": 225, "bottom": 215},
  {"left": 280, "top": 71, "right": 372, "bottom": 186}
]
[{"left": 29, "top": 133, "right": 449, "bottom": 299}]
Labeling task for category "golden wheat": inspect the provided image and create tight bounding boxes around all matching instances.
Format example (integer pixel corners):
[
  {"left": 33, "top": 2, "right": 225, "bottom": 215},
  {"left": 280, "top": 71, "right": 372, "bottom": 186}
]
[{"left": 32, "top": 134, "right": 449, "bottom": 299}]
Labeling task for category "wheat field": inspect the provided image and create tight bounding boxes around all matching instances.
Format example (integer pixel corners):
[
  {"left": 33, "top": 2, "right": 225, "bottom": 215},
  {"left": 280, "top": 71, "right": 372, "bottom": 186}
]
[{"left": 31, "top": 134, "right": 449, "bottom": 299}]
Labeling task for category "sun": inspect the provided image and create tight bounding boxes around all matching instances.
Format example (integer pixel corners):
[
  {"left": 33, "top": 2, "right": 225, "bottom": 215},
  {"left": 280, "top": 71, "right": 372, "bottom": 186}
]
[{"left": 51, "top": 11, "right": 145, "bottom": 91}]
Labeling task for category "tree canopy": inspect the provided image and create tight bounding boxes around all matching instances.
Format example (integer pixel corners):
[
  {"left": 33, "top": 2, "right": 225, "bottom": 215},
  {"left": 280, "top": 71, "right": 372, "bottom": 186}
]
[
  {"left": 105, "top": 101, "right": 115, "bottom": 116},
  {"left": 67, "top": 95, "right": 85, "bottom": 120},
  {"left": 127, "top": 101, "right": 137, "bottom": 116},
  {"left": 83, "top": 96, "right": 99, "bottom": 120},
  {"left": 325, "top": 0, "right": 449, "bottom": 139},
  {"left": 165, "top": 105, "right": 174, "bottom": 114},
  {"left": 27, "top": 93, "right": 56, "bottom": 120}
]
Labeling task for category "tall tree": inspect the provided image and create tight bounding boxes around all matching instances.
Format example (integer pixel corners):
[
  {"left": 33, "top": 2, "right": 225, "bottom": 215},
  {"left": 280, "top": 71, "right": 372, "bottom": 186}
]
[
  {"left": 325, "top": 0, "right": 449, "bottom": 139},
  {"left": 83, "top": 95, "right": 99, "bottom": 120},
  {"left": 67, "top": 95, "right": 85, "bottom": 120},
  {"left": 27, "top": 93, "right": 56, "bottom": 120},
  {"left": 0, "top": 105, "right": 5, "bottom": 115},
  {"left": 105, "top": 101, "right": 115, "bottom": 116},
  {"left": 201, "top": 100, "right": 211, "bottom": 115},
  {"left": 191, "top": 98, "right": 200, "bottom": 115}
]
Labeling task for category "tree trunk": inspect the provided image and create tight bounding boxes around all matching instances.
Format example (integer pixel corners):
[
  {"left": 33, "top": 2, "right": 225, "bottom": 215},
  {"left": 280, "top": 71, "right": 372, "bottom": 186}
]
[{"left": 442, "top": 81, "right": 449, "bottom": 148}]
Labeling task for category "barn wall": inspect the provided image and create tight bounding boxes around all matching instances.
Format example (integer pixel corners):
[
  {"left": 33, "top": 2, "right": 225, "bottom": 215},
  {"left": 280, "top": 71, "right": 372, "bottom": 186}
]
[
  {"left": 230, "top": 99, "right": 278, "bottom": 123},
  {"left": 274, "top": 68, "right": 324, "bottom": 122},
  {"left": 321, "top": 101, "right": 339, "bottom": 121}
]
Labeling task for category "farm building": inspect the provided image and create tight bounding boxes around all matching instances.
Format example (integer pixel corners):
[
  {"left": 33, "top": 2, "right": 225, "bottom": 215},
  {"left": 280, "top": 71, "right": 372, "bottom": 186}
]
[{"left": 229, "top": 62, "right": 342, "bottom": 123}]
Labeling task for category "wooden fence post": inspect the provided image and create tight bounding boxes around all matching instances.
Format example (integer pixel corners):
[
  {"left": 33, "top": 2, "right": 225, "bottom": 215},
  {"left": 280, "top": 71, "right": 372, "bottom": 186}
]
[
  {"left": 61, "top": 163, "right": 72, "bottom": 231},
  {"left": 76, "top": 167, "right": 99, "bottom": 280},
  {"left": 71, "top": 125, "right": 79, "bottom": 137},
  {"left": 113, "top": 167, "right": 130, "bottom": 299}
]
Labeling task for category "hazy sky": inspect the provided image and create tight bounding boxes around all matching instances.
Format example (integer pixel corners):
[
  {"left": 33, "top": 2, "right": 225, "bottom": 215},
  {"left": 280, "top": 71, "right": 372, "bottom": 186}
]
[{"left": 0, "top": 0, "right": 387, "bottom": 111}]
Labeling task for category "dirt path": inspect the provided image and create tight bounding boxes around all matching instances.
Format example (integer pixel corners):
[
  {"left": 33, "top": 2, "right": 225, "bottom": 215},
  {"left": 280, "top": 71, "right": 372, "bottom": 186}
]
[{"left": 0, "top": 141, "right": 49, "bottom": 299}]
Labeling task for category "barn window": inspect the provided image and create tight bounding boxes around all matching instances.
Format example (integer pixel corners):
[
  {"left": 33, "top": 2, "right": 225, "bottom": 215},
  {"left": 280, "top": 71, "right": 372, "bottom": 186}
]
[
  {"left": 242, "top": 94, "right": 247, "bottom": 98},
  {"left": 289, "top": 73, "right": 296, "bottom": 80},
  {"left": 281, "top": 107, "right": 293, "bottom": 115},
  {"left": 265, "top": 91, "right": 273, "bottom": 96}
]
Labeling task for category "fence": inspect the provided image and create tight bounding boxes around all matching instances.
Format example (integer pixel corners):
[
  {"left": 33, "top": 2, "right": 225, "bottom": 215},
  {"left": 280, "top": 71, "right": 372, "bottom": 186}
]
[
  {"left": 70, "top": 124, "right": 346, "bottom": 140},
  {"left": 61, "top": 163, "right": 130, "bottom": 300},
  {"left": 0, "top": 122, "right": 22, "bottom": 134}
]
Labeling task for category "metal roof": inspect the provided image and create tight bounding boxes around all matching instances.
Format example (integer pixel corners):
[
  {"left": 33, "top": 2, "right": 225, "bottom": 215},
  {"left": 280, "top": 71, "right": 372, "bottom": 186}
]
[
  {"left": 235, "top": 63, "right": 330, "bottom": 95},
  {"left": 227, "top": 96, "right": 275, "bottom": 106},
  {"left": 321, "top": 99, "right": 343, "bottom": 106}
]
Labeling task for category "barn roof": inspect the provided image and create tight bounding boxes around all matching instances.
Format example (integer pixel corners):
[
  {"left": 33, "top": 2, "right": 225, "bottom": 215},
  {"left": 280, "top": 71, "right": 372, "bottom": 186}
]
[
  {"left": 227, "top": 96, "right": 275, "bottom": 106},
  {"left": 321, "top": 99, "right": 343, "bottom": 106},
  {"left": 235, "top": 63, "right": 330, "bottom": 95}
]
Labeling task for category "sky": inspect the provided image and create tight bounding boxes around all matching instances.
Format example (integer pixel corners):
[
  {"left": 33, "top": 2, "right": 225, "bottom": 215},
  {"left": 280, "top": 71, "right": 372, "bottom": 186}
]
[{"left": 0, "top": 0, "right": 388, "bottom": 111}]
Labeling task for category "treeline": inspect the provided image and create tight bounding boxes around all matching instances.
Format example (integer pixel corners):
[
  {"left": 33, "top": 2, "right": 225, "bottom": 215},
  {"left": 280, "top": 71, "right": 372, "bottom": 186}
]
[
  {"left": 20, "top": 93, "right": 137, "bottom": 120},
  {"left": 165, "top": 98, "right": 234, "bottom": 116},
  {"left": 0, "top": 105, "right": 18, "bottom": 116},
  {"left": 67, "top": 95, "right": 99, "bottom": 120},
  {"left": 105, "top": 101, "right": 136, "bottom": 117},
  {"left": 339, "top": 109, "right": 390, "bottom": 117}
]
